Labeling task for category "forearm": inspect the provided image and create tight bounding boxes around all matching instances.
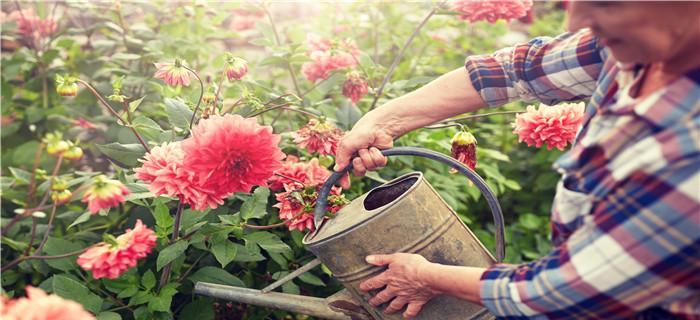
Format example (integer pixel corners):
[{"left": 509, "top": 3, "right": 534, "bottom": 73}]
[
  {"left": 422, "top": 263, "right": 486, "bottom": 305},
  {"left": 371, "top": 67, "right": 487, "bottom": 138}
]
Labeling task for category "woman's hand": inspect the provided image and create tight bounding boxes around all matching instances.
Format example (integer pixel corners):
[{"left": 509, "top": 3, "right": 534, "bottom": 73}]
[
  {"left": 333, "top": 110, "right": 395, "bottom": 176},
  {"left": 359, "top": 253, "right": 442, "bottom": 319}
]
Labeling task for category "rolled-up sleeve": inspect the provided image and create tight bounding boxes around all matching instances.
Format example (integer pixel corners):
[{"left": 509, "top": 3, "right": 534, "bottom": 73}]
[
  {"left": 479, "top": 158, "right": 700, "bottom": 319},
  {"left": 465, "top": 29, "right": 605, "bottom": 107}
]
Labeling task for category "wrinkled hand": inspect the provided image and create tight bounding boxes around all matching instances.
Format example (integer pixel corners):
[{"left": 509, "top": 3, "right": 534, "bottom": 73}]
[
  {"left": 333, "top": 112, "right": 394, "bottom": 176},
  {"left": 359, "top": 253, "right": 441, "bottom": 319}
]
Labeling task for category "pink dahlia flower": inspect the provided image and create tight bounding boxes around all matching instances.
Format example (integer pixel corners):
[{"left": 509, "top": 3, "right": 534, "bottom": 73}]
[
  {"left": 134, "top": 142, "right": 224, "bottom": 211},
  {"left": 293, "top": 119, "right": 344, "bottom": 156},
  {"left": 450, "top": 130, "right": 477, "bottom": 172},
  {"left": 81, "top": 175, "right": 130, "bottom": 214},
  {"left": 7, "top": 9, "right": 57, "bottom": 41},
  {"left": 229, "top": 8, "right": 265, "bottom": 31},
  {"left": 182, "top": 114, "right": 284, "bottom": 195},
  {"left": 342, "top": 71, "right": 369, "bottom": 104},
  {"left": 224, "top": 55, "right": 248, "bottom": 81},
  {"left": 274, "top": 184, "right": 347, "bottom": 232},
  {"left": 301, "top": 34, "right": 360, "bottom": 82},
  {"left": 452, "top": 0, "right": 533, "bottom": 23},
  {"left": 512, "top": 102, "right": 585, "bottom": 151},
  {"left": 77, "top": 220, "right": 157, "bottom": 280},
  {"left": 154, "top": 60, "right": 192, "bottom": 87},
  {"left": 0, "top": 286, "right": 95, "bottom": 320}
]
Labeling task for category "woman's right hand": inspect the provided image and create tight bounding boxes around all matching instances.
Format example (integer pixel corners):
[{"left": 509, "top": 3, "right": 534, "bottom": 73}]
[{"left": 333, "top": 111, "right": 396, "bottom": 177}]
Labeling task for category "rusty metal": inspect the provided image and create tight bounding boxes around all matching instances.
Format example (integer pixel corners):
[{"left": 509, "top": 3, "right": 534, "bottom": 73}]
[
  {"left": 261, "top": 258, "right": 322, "bottom": 293},
  {"left": 194, "top": 282, "right": 354, "bottom": 320}
]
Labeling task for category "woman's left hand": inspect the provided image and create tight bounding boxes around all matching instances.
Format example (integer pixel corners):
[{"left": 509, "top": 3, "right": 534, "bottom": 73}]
[{"left": 359, "top": 253, "right": 442, "bottom": 319}]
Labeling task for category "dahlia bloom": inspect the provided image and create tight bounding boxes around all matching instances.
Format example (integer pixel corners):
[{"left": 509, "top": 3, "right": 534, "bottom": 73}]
[
  {"left": 55, "top": 74, "right": 79, "bottom": 97},
  {"left": 452, "top": 0, "right": 533, "bottom": 23},
  {"left": 450, "top": 130, "right": 477, "bottom": 171},
  {"left": 512, "top": 102, "right": 585, "bottom": 151},
  {"left": 154, "top": 59, "right": 192, "bottom": 87},
  {"left": 81, "top": 175, "right": 130, "bottom": 214},
  {"left": 7, "top": 9, "right": 57, "bottom": 41},
  {"left": 77, "top": 220, "right": 157, "bottom": 280},
  {"left": 224, "top": 55, "right": 248, "bottom": 81},
  {"left": 135, "top": 142, "right": 224, "bottom": 211},
  {"left": 292, "top": 119, "right": 344, "bottom": 156},
  {"left": 229, "top": 8, "right": 265, "bottom": 31},
  {"left": 342, "top": 71, "right": 369, "bottom": 104},
  {"left": 182, "top": 114, "right": 284, "bottom": 195},
  {"left": 301, "top": 34, "right": 360, "bottom": 82},
  {"left": 274, "top": 184, "right": 347, "bottom": 232},
  {"left": 0, "top": 286, "right": 95, "bottom": 320}
]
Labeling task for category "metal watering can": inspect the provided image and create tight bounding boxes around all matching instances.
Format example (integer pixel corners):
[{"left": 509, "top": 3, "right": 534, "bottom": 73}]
[{"left": 195, "top": 147, "right": 506, "bottom": 319}]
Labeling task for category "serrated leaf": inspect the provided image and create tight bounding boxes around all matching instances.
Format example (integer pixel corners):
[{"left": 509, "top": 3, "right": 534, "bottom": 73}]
[
  {"left": 141, "top": 270, "right": 156, "bottom": 290},
  {"left": 42, "top": 237, "right": 82, "bottom": 271},
  {"left": 218, "top": 214, "right": 241, "bottom": 225},
  {"left": 156, "top": 240, "right": 189, "bottom": 271},
  {"left": 49, "top": 275, "right": 102, "bottom": 314},
  {"left": 240, "top": 187, "right": 269, "bottom": 220},
  {"left": 211, "top": 239, "right": 237, "bottom": 268},
  {"left": 96, "top": 143, "right": 146, "bottom": 168},
  {"left": 164, "top": 98, "right": 193, "bottom": 131},
  {"left": 232, "top": 242, "right": 265, "bottom": 262},
  {"left": 188, "top": 266, "right": 244, "bottom": 287},
  {"left": 129, "top": 96, "right": 146, "bottom": 113},
  {"left": 117, "top": 286, "right": 138, "bottom": 298},
  {"left": 244, "top": 231, "right": 291, "bottom": 254},
  {"left": 152, "top": 201, "right": 173, "bottom": 230}
]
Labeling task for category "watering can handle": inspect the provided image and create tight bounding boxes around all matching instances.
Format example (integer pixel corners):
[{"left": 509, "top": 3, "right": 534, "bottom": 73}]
[{"left": 314, "top": 146, "right": 506, "bottom": 262}]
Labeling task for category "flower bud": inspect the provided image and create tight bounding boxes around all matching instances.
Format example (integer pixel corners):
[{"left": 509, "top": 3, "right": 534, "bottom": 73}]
[
  {"left": 224, "top": 55, "right": 248, "bottom": 81},
  {"left": 64, "top": 146, "right": 84, "bottom": 160},
  {"left": 47, "top": 140, "right": 70, "bottom": 156},
  {"left": 450, "top": 130, "right": 477, "bottom": 171},
  {"left": 51, "top": 189, "right": 73, "bottom": 204},
  {"left": 51, "top": 178, "right": 69, "bottom": 192},
  {"left": 55, "top": 74, "right": 79, "bottom": 97},
  {"left": 202, "top": 92, "right": 216, "bottom": 104}
]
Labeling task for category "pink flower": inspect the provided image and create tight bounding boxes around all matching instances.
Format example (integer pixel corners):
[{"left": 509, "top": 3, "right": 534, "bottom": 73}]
[
  {"left": 512, "top": 102, "right": 585, "bottom": 151},
  {"left": 77, "top": 220, "right": 157, "bottom": 280},
  {"left": 452, "top": 0, "right": 533, "bottom": 23},
  {"left": 229, "top": 8, "right": 265, "bottom": 31},
  {"left": 224, "top": 55, "right": 248, "bottom": 81},
  {"left": 274, "top": 184, "right": 346, "bottom": 232},
  {"left": 154, "top": 60, "right": 192, "bottom": 87},
  {"left": 73, "top": 118, "right": 96, "bottom": 129},
  {"left": 182, "top": 114, "right": 284, "bottom": 195},
  {"left": 0, "top": 286, "right": 95, "bottom": 320},
  {"left": 81, "top": 175, "right": 130, "bottom": 214},
  {"left": 301, "top": 34, "right": 360, "bottom": 82},
  {"left": 450, "top": 131, "right": 477, "bottom": 171},
  {"left": 293, "top": 119, "right": 344, "bottom": 156},
  {"left": 342, "top": 71, "right": 369, "bottom": 104},
  {"left": 134, "top": 142, "right": 224, "bottom": 211},
  {"left": 7, "top": 9, "right": 57, "bottom": 41}
]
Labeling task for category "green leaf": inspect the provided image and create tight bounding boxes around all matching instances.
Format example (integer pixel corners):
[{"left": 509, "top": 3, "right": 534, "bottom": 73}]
[
  {"left": 479, "top": 148, "right": 511, "bottom": 162},
  {"left": 112, "top": 52, "right": 141, "bottom": 60},
  {"left": 211, "top": 239, "right": 238, "bottom": 268},
  {"left": 232, "top": 242, "right": 265, "bottom": 262},
  {"left": 188, "top": 266, "right": 245, "bottom": 287},
  {"left": 156, "top": 240, "right": 189, "bottom": 271},
  {"left": 49, "top": 275, "right": 102, "bottom": 314},
  {"left": 129, "top": 291, "right": 153, "bottom": 306},
  {"left": 179, "top": 298, "right": 215, "bottom": 320},
  {"left": 240, "top": 187, "right": 269, "bottom": 220},
  {"left": 164, "top": 98, "right": 194, "bottom": 131},
  {"left": 68, "top": 212, "right": 92, "bottom": 229},
  {"left": 519, "top": 213, "right": 542, "bottom": 230},
  {"left": 298, "top": 272, "right": 325, "bottom": 286},
  {"left": 9, "top": 167, "right": 32, "bottom": 184},
  {"left": 117, "top": 286, "right": 138, "bottom": 298},
  {"left": 129, "top": 96, "right": 146, "bottom": 113},
  {"left": 218, "top": 214, "right": 241, "bottom": 226},
  {"left": 97, "top": 312, "right": 122, "bottom": 320},
  {"left": 42, "top": 237, "right": 82, "bottom": 271},
  {"left": 335, "top": 101, "right": 362, "bottom": 131},
  {"left": 96, "top": 143, "right": 146, "bottom": 167},
  {"left": 503, "top": 179, "right": 521, "bottom": 191},
  {"left": 244, "top": 231, "right": 291, "bottom": 254},
  {"left": 148, "top": 286, "right": 177, "bottom": 312},
  {"left": 152, "top": 201, "right": 173, "bottom": 230},
  {"left": 141, "top": 270, "right": 156, "bottom": 290}
]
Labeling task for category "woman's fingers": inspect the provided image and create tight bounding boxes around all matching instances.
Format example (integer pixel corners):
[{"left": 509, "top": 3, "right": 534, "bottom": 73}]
[
  {"left": 384, "top": 297, "right": 408, "bottom": 314},
  {"left": 368, "top": 286, "right": 396, "bottom": 306},
  {"left": 403, "top": 302, "right": 426, "bottom": 319},
  {"left": 358, "top": 149, "right": 376, "bottom": 170},
  {"left": 369, "top": 147, "right": 388, "bottom": 167},
  {"left": 360, "top": 272, "right": 387, "bottom": 292},
  {"left": 352, "top": 157, "right": 367, "bottom": 177}
]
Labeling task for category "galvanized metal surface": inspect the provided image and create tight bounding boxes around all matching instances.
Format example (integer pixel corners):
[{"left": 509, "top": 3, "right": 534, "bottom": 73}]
[{"left": 304, "top": 172, "right": 496, "bottom": 320}]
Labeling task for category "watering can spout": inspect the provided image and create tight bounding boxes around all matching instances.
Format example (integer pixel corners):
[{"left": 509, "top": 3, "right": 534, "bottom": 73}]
[{"left": 194, "top": 282, "right": 371, "bottom": 320}]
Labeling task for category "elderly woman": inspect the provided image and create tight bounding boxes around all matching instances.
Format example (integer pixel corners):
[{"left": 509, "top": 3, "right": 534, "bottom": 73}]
[{"left": 333, "top": 2, "right": 699, "bottom": 319}]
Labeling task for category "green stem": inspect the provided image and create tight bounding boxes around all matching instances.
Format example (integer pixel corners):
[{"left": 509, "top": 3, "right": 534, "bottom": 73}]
[
  {"left": 262, "top": 3, "right": 302, "bottom": 97},
  {"left": 183, "top": 65, "right": 204, "bottom": 130},
  {"left": 158, "top": 201, "right": 184, "bottom": 290}
]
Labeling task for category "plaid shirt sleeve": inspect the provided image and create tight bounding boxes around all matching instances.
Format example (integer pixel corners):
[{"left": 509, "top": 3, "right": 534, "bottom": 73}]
[
  {"left": 465, "top": 29, "right": 604, "bottom": 107},
  {"left": 479, "top": 153, "right": 700, "bottom": 318}
]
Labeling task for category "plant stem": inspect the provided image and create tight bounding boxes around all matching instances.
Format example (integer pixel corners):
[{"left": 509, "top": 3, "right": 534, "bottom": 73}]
[
  {"left": 158, "top": 201, "right": 184, "bottom": 290},
  {"left": 247, "top": 104, "right": 319, "bottom": 119},
  {"left": 273, "top": 172, "right": 305, "bottom": 185},
  {"left": 176, "top": 251, "right": 207, "bottom": 282},
  {"left": 243, "top": 221, "right": 287, "bottom": 230},
  {"left": 76, "top": 79, "right": 150, "bottom": 152},
  {"left": 183, "top": 65, "right": 204, "bottom": 130},
  {"left": 369, "top": 5, "right": 438, "bottom": 110},
  {"left": 35, "top": 202, "right": 58, "bottom": 255},
  {"left": 262, "top": 3, "right": 302, "bottom": 97}
]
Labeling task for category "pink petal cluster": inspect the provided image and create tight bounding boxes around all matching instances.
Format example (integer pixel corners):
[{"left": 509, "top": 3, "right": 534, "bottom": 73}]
[
  {"left": 6, "top": 9, "right": 57, "bottom": 41},
  {"left": 134, "top": 142, "right": 223, "bottom": 211},
  {"left": 512, "top": 102, "right": 585, "bottom": 151},
  {"left": 136, "top": 115, "right": 284, "bottom": 211},
  {"left": 73, "top": 118, "right": 96, "bottom": 129},
  {"left": 224, "top": 56, "right": 248, "bottom": 81},
  {"left": 292, "top": 119, "right": 344, "bottom": 156},
  {"left": 229, "top": 8, "right": 265, "bottom": 31},
  {"left": 342, "top": 71, "right": 369, "bottom": 104},
  {"left": 301, "top": 34, "right": 360, "bottom": 82},
  {"left": 81, "top": 175, "right": 130, "bottom": 214},
  {"left": 0, "top": 287, "right": 95, "bottom": 320},
  {"left": 451, "top": 131, "right": 478, "bottom": 172},
  {"left": 77, "top": 220, "right": 156, "bottom": 279},
  {"left": 452, "top": 0, "right": 533, "bottom": 23},
  {"left": 154, "top": 62, "right": 192, "bottom": 87},
  {"left": 271, "top": 158, "right": 348, "bottom": 232}
]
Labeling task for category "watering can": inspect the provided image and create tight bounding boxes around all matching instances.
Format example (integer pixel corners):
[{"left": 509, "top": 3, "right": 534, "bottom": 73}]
[{"left": 195, "top": 147, "right": 506, "bottom": 319}]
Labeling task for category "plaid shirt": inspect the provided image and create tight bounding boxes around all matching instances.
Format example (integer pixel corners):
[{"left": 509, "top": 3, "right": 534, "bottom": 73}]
[{"left": 465, "top": 29, "right": 700, "bottom": 319}]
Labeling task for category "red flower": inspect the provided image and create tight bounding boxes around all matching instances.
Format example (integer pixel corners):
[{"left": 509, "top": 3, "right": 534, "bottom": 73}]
[
  {"left": 342, "top": 71, "right": 369, "bottom": 104},
  {"left": 512, "top": 102, "right": 585, "bottom": 151},
  {"left": 301, "top": 34, "right": 360, "bottom": 82},
  {"left": 452, "top": 0, "right": 533, "bottom": 23},
  {"left": 81, "top": 175, "right": 130, "bottom": 214},
  {"left": 0, "top": 286, "right": 95, "bottom": 320},
  {"left": 7, "top": 9, "right": 57, "bottom": 42},
  {"left": 293, "top": 119, "right": 344, "bottom": 156},
  {"left": 450, "top": 130, "right": 478, "bottom": 171},
  {"left": 224, "top": 55, "right": 248, "bottom": 81},
  {"left": 182, "top": 114, "right": 284, "bottom": 195},
  {"left": 73, "top": 118, "right": 96, "bottom": 129},
  {"left": 77, "top": 220, "right": 157, "bottom": 280},
  {"left": 135, "top": 142, "right": 224, "bottom": 211},
  {"left": 154, "top": 60, "right": 192, "bottom": 87}
]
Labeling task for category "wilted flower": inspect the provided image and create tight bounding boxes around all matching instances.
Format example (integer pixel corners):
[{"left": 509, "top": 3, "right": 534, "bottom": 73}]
[
  {"left": 452, "top": 0, "right": 533, "bottom": 23},
  {"left": 229, "top": 8, "right": 265, "bottom": 31},
  {"left": 81, "top": 175, "right": 130, "bottom": 214},
  {"left": 342, "top": 71, "right": 369, "bottom": 104},
  {"left": 274, "top": 185, "right": 347, "bottom": 232},
  {"left": 77, "top": 220, "right": 157, "bottom": 279},
  {"left": 154, "top": 59, "right": 192, "bottom": 87},
  {"left": 135, "top": 142, "right": 225, "bottom": 211},
  {"left": 450, "top": 130, "right": 477, "bottom": 172},
  {"left": 55, "top": 74, "right": 79, "bottom": 97},
  {"left": 182, "top": 114, "right": 284, "bottom": 195},
  {"left": 512, "top": 102, "right": 585, "bottom": 151},
  {"left": 0, "top": 286, "right": 95, "bottom": 320},
  {"left": 293, "top": 119, "right": 344, "bottom": 156},
  {"left": 224, "top": 54, "right": 248, "bottom": 81}
]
